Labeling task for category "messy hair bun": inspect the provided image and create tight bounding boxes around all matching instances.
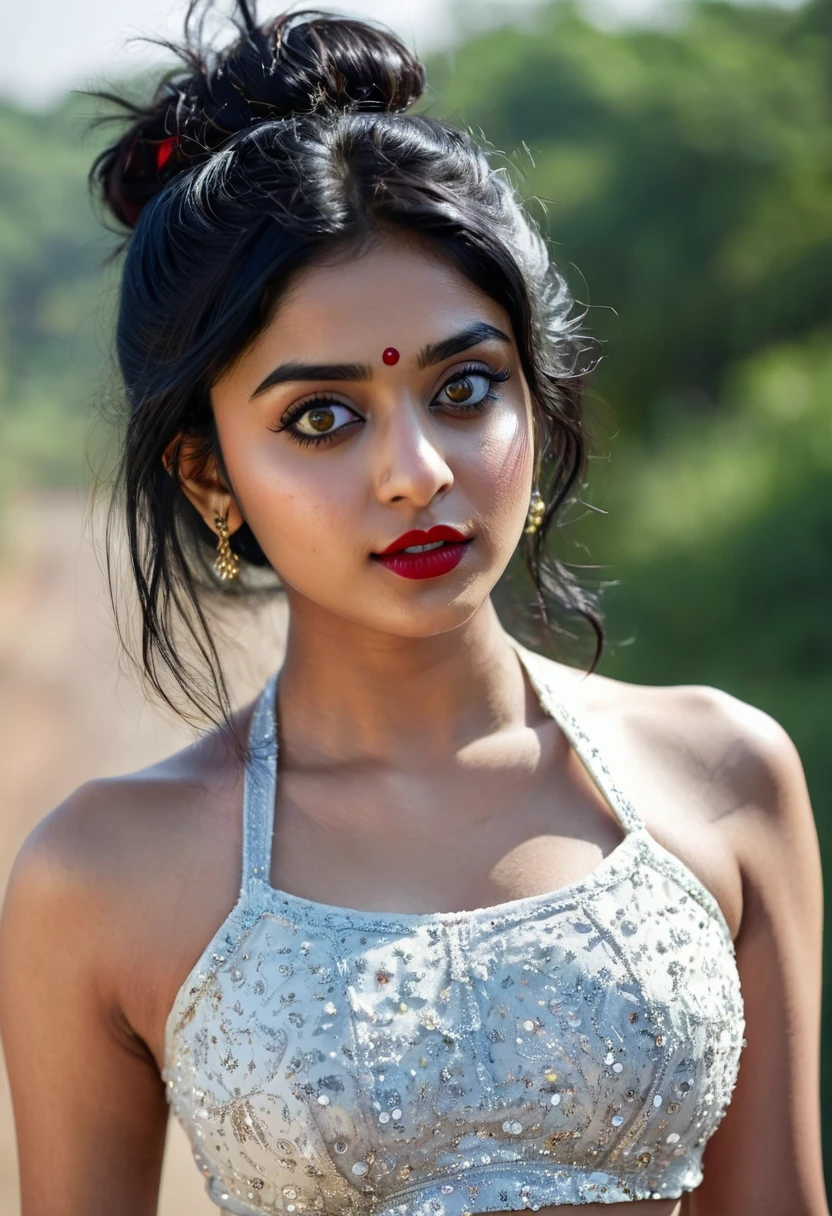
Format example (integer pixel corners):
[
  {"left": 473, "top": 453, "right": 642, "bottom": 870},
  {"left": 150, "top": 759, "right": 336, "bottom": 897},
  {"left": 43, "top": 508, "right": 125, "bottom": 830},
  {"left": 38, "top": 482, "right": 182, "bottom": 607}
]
[
  {"left": 88, "top": 1, "right": 604, "bottom": 728},
  {"left": 91, "top": 4, "right": 426, "bottom": 227}
]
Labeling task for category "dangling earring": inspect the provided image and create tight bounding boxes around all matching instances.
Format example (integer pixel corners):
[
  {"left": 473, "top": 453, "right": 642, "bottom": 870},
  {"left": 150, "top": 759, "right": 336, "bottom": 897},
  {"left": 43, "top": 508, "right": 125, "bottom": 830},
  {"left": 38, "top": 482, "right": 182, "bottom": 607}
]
[
  {"left": 213, "top": 512, "right": 240, "bottom": 582},
  {"left": 524, "top": 488, "right": 546, "bottom": 535}
]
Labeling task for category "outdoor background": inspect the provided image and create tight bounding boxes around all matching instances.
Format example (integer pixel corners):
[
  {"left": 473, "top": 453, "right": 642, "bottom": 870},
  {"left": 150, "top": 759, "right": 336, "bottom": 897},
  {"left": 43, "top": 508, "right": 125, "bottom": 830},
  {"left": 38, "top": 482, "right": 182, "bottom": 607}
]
[{"left": 0, "top": 0, "right": 830, "bottom": 1209}]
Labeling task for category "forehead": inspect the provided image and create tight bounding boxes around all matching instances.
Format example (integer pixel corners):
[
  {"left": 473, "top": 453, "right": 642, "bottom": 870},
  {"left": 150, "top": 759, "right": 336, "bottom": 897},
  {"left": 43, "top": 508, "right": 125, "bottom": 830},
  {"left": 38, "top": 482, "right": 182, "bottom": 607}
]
[{"left": 250, "top": 233, "right": 513, "bottom": 360}]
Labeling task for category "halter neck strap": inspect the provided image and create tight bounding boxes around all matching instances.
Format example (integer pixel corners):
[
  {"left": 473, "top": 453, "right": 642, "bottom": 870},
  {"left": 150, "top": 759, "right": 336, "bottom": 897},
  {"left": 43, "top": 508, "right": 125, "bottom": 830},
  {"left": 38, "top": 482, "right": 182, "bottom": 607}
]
[
  {"left": 240, "top": 670, "right": 279, "bottom": 897},
  {"left": 505, "top": 635, "right": 644, "bottom": 836}
]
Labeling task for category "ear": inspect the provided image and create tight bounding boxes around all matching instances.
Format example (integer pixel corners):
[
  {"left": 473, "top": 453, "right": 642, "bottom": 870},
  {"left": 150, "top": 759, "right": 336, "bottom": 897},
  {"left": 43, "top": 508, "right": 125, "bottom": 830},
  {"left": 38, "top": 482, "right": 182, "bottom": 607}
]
[{"left": 162, "top": 433, "right": 245, "bottom": 535}]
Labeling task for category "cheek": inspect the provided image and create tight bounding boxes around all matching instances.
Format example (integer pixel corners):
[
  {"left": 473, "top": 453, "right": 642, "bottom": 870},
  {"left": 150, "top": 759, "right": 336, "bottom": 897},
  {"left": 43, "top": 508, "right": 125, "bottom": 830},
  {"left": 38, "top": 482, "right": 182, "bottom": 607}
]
[
  {"left": 219, "top": 426, "right": 360, "bottom": 564},
  {"left": 465, "top": 404, "right": 534, "bottom": 512}
]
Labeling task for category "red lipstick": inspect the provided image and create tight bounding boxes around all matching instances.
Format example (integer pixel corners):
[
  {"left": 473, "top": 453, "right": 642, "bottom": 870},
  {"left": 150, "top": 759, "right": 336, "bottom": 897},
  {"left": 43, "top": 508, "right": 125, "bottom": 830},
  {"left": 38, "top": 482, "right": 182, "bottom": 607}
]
[{"left": 373, "top": 525, "right": 472, "bottom": 580}]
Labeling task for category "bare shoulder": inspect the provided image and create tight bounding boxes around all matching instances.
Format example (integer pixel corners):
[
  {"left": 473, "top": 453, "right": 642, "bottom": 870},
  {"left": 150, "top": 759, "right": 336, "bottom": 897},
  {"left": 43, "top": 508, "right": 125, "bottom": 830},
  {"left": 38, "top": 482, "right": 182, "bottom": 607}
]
[
  {"left": 3, "top": 700, "right": 254, "bottom": 1010},
  {"left": 9, "top": 710, "right": 243, "bottom": 903},
  {"left": 547, "top": 652, "right": 808, "bottom": 835},
  {"left": 540, "top": 650, "right": 820, "bottom": 908}
]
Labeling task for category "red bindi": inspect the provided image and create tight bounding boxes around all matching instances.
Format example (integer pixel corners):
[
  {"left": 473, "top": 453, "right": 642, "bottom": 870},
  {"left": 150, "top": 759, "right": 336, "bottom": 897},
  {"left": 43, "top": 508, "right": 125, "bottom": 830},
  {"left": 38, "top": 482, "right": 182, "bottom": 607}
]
[{"left": 382, "top": 347, "right": 400, "bottom": 366}]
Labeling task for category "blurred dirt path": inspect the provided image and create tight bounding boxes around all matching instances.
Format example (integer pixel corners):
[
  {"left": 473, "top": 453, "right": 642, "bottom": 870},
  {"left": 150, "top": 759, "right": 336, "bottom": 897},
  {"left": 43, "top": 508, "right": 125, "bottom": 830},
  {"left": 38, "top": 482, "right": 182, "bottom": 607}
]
[{"left": 0, "top": 490, "right": 286, "bottom": 1215}]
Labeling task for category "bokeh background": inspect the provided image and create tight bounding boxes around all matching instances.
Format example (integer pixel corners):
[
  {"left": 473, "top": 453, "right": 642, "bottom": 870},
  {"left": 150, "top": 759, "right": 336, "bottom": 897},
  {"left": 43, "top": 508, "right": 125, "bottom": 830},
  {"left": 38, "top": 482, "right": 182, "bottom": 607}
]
[{"left": 1, "top": 0, "right": 830, "bottom": 1209}]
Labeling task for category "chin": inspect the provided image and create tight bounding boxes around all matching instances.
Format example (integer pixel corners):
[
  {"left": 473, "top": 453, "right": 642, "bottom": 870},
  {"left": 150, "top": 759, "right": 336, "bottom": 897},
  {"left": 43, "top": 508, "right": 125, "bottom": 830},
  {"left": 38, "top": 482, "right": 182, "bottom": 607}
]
[
  {"left": 376, "top": 598, "right": 485, "bottom": 639},
  {"left": 295, "top": 581, "right": 491, "bottom": 640}
]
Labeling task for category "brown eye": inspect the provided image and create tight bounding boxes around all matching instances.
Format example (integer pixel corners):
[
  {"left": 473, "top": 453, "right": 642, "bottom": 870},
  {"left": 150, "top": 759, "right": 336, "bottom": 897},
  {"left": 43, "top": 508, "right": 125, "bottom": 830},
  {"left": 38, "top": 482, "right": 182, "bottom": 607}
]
[
  {"left": 438, "top": 372, "right": 494, "bottom": 410},
  {"left": 445, "top": 377, "right": 474, "bottom": 403},
  {"left": 292, "top": 402, "right": 357, "bottom": 437},
  {"left": 307, "top": 408, "right": 334, "bottom": 432}
]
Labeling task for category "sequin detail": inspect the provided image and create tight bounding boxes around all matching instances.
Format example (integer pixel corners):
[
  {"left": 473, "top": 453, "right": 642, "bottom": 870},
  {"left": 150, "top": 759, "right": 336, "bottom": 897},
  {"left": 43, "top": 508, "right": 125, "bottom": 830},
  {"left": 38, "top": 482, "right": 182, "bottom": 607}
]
[{"left": 162, "top": 637, "right": 746, "bottom": 1214}]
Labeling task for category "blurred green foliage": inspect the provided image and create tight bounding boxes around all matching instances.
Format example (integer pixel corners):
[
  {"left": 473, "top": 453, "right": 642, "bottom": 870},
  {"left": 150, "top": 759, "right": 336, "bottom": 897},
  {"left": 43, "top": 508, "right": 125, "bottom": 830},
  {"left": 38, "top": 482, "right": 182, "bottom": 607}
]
[
  {"left": 1, "top": 0, "right": 831, "bottom": 1183},
  {"left": 429, "top": 0, "right": 832, "bottom": 436},
  {"left": 0, "top": 92, "right": 119, "bottom": 490}
]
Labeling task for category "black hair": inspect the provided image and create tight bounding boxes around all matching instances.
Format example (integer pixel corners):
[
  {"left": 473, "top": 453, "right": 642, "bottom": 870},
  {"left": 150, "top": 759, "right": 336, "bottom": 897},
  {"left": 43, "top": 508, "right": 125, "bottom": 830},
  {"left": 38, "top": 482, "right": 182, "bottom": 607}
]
[{"left": 87, "top": 0, "right": 606, "bottom": 729}]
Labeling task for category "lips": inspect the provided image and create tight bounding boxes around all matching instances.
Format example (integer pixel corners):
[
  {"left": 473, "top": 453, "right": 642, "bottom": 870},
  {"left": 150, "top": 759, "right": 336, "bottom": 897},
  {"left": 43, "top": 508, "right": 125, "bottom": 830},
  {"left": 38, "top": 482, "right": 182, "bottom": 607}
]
[
  {"left": 376, "top": 525, "right": 469, "bottom": 555},
  {"left": 373, "top": 525, "right": 472, "bottom": 580}
]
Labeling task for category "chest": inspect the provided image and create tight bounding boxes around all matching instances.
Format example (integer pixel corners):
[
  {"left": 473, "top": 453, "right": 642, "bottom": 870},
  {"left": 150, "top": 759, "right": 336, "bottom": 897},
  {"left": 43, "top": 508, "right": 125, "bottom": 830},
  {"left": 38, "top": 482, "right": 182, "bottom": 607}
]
[
  {"left": 160, "top": 847, "right": 743, "bottom": 1215},
  {"left": 128, "top": 700, "right": 742, "bottom": 1076},
  {"left": 263, "top": 732, "right": 631, "bottom": 916}
]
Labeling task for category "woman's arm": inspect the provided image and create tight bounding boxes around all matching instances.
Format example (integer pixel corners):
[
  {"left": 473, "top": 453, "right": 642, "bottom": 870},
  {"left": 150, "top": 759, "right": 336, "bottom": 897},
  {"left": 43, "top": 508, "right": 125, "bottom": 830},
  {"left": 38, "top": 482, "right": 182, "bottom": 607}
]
[
  {"left": 0, "top": 797, "right": 169, "bottom": 1216},
  {"left": 689, "top": 694, "right": 828, "bottom": 1216}
]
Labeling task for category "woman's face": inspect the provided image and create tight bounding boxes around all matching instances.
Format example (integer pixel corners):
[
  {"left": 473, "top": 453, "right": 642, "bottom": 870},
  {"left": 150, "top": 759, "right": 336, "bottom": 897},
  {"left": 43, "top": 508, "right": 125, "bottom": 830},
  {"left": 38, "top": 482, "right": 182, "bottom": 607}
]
[{"left": 209, "top": 233, "right": 535, "bottom": 637}]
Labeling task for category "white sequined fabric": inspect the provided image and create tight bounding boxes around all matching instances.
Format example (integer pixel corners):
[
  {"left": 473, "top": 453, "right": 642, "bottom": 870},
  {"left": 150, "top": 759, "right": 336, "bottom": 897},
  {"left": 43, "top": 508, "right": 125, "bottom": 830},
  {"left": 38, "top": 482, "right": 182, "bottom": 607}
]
[{"left": 163, "top": 637, "right": 746, "bottom": 1214}]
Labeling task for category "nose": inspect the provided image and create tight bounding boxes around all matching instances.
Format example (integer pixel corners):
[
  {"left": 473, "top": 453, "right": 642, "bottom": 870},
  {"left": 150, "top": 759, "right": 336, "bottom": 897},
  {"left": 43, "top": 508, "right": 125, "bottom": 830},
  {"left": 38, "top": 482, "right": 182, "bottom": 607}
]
[{"left": 372, "top": 402, "right": 454, "bottom": 509}]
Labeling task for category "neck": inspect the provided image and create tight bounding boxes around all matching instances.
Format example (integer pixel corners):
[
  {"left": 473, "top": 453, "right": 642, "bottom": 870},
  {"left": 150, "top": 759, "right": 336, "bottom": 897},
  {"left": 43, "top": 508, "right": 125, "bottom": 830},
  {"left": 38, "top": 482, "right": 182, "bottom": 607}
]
[{"left": 275, "top": 598, "right": 530, "bottom": 768}]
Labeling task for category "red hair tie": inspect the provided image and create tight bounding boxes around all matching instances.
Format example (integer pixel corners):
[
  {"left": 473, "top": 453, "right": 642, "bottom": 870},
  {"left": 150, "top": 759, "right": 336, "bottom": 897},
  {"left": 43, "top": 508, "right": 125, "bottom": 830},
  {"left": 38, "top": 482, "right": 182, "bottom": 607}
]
[{"left": 156, "top": 135, "right": 180, "bottom": 171}]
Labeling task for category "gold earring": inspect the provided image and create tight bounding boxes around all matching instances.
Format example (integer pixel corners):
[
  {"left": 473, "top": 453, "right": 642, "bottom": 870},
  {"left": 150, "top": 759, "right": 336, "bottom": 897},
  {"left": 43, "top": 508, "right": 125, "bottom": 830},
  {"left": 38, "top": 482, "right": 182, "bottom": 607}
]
[
  {"left": 524, "top": 489, "right": 546, "bottom": 535},
  {"left": 213, "top": 513, "right": 240, "bottom": 581}
]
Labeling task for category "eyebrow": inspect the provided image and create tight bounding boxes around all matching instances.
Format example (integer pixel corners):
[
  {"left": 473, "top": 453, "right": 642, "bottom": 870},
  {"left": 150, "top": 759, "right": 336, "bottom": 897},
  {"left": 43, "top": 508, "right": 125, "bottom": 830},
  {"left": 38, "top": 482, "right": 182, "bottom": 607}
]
[
  {"left": 250, "top": 361, "right": 372, "bottom": 399},
  {"left": 416, "top": 322, "right": 512, "bottom": 369},
  {"left": 249, "top": 321, "right": 512, "bottom": 399}
]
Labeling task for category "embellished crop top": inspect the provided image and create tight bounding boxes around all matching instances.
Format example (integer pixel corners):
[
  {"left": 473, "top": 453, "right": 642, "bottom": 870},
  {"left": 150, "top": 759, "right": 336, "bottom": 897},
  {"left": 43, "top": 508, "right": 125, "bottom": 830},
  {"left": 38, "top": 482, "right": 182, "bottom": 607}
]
[{"left": 162, "top": 636, "right": 747, "bottom": 1215}]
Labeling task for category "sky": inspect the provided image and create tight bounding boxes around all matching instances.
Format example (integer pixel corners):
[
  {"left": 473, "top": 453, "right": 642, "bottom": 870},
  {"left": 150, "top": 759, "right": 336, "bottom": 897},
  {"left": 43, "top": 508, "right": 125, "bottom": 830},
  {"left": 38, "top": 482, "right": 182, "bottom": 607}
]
[{"left": 2, "top": 0, "right": 707, "bottom": 110}]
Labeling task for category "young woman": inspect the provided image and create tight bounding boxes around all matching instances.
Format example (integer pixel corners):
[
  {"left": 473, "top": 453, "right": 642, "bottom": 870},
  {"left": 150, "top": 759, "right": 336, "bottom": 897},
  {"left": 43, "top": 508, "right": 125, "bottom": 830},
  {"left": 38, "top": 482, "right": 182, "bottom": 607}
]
[{"left": 0, "top": 5, "right": 826, "bottom": 1215}]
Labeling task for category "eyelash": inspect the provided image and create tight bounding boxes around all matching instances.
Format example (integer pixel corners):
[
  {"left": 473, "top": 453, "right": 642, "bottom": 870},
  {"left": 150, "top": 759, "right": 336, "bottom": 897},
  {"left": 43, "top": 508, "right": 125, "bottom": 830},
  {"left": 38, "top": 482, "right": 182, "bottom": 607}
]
[{"left": 269, "top": 362, "right": 512, "bottom": 449}]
